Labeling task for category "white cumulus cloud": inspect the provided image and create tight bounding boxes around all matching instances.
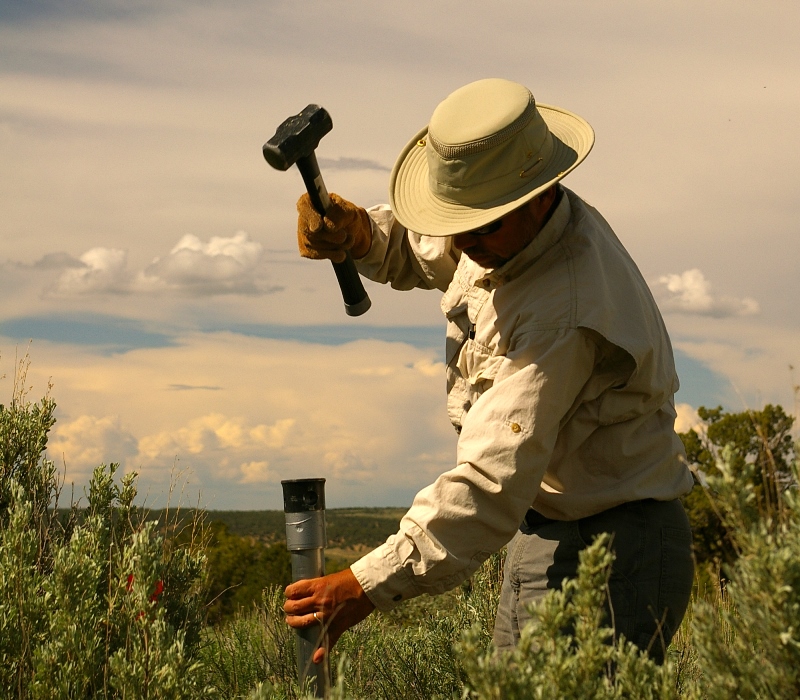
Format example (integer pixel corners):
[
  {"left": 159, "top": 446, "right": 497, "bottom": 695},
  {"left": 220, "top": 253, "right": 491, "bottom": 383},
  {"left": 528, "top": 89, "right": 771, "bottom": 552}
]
[
  {"left": 48, "top": 414, "right": 139, "bottom": 484},
  {"left": 137, "top": 413, "right": 295, "bottom": 484},
  {"left": 239, "top": 460, "right": 274, "bottom": 484},
  {"left": 136, "top": 231, "right": 265, "bottom": 294},
  {"left": 137, "top": 413, "right": 294, "bottom": 455},
  {"left": 654, "top": 269, "right": 759, "bottom": 317},
  {"left": 44, "top": 232, "right": 277, "bottom": 299},
  {"left": 56, "top": 248, "right": 129, "bottom": 294}
]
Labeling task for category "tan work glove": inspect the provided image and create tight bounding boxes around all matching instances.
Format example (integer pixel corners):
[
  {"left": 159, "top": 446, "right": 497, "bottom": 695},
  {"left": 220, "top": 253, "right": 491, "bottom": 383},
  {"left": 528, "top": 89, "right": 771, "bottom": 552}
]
[{"left": 296, "top": 192, "right": 372, "bottom": 263}]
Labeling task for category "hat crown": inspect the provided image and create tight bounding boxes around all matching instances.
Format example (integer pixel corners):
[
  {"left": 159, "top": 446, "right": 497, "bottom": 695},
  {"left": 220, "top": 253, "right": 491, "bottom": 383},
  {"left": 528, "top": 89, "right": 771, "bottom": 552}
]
[{"left": 429, "top": 78, "right": 532, "bottom": 146}]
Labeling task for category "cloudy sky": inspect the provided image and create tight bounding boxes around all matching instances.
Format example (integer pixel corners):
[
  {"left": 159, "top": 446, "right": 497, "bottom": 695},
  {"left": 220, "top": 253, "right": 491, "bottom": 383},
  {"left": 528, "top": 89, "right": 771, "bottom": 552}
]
[{"left": 1, "top": 0, "right": 798, "bottom": 509}]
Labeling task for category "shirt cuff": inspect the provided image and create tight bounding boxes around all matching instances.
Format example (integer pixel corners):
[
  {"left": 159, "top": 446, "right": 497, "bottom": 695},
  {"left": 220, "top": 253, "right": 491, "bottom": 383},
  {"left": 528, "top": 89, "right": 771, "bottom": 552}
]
[{"left": 349, "top": 539, "right": 420, "bottom": 612}]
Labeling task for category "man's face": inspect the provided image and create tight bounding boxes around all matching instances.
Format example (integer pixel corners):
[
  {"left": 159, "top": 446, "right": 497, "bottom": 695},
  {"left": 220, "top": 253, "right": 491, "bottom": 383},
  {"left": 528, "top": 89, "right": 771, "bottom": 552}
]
[{"left": 452, "top": 188, "right": 557, "bottom": 269}]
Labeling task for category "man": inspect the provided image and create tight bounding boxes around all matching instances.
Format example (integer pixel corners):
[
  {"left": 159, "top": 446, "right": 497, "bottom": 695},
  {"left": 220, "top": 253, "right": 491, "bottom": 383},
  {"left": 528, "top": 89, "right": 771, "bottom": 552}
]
[{"left": 283, "top": 78, "right": 695, "bottom": 664}]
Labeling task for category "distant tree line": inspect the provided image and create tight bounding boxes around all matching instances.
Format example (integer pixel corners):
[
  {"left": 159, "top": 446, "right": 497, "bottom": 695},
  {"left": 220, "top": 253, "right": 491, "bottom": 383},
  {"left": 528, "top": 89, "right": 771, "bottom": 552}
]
[{"left": 678, "top": 403, "right": 796, "bottom": 573}]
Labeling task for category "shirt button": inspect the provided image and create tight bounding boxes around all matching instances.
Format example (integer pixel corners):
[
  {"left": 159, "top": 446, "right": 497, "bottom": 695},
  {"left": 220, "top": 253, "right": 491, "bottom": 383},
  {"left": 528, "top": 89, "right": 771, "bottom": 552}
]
[{"left": 510, "top": 423, "right": 521, "bottom": 433}]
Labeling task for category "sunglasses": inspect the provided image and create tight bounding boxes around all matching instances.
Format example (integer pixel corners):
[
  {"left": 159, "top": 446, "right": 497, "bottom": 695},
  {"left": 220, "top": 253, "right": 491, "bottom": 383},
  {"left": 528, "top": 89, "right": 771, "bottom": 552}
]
[{"left": 464, "top": 219, "right": 504, "bottom": 236}]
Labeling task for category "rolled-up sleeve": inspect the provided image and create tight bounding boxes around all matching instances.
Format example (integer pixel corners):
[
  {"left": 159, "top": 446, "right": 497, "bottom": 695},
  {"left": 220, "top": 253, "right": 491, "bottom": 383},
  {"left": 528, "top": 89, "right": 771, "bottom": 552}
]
[
  {"left": 351, "top": 327, "right": 599, "bottom": 610},
  {"left": 355, "top": 204, "right": 458, "bottom": 292}
]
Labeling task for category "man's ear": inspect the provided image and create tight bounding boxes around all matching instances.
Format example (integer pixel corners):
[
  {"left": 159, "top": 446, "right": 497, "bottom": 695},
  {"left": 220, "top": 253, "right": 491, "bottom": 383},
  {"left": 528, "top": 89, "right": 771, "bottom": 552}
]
[{"left": 528, "top": 185, "right": 558, "bottom": 219}]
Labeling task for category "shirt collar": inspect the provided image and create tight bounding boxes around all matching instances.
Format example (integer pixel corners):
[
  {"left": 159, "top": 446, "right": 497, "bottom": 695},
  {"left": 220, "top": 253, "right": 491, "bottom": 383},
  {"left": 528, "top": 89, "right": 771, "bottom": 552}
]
[{"left": 470, "top": 186, "right": 572, "bottom": 289}]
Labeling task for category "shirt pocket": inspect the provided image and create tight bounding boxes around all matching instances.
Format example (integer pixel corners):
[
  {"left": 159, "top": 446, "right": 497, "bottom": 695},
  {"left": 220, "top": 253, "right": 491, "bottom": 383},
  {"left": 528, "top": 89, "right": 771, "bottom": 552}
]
[
  {"left": 442, "top": 277, "right": 470, "bottom": 358},
  {"left": 440, "top": 272, "right": 469, "bottom": 320},
  {"left": 456, "top": 339, "right": 505, "bottom": 386},
  {"left": 445, "top": 312, "right": 470, "bottom": 365}
]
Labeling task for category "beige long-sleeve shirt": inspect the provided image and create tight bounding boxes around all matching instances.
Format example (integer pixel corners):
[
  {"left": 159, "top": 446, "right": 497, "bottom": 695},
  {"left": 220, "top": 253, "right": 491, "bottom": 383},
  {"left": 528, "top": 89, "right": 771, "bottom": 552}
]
[{"left": 350, "top": 187, "right": 694, "bottom": 611}]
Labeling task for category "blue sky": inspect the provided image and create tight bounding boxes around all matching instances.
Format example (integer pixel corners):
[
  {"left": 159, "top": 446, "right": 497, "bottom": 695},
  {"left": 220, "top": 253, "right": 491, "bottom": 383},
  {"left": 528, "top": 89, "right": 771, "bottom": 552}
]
[
  {"left": 1, "top": 0, "right": 798, "bottom": 508},
  {"left": 0, "top": 311, "right": 732, "bottom": 405}
]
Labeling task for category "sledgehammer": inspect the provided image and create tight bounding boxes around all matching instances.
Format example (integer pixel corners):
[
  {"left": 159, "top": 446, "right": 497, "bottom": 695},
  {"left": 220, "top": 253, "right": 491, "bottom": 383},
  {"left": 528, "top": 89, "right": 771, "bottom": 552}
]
[{"left": 263, "top": 104, "right": 372, "bottom": 317}]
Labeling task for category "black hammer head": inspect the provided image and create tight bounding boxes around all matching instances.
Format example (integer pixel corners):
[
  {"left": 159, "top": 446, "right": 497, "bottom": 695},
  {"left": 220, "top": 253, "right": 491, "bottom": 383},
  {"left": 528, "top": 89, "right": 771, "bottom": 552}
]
[{"left": 263, "top": 104, "right": 333, "bottom": 171}]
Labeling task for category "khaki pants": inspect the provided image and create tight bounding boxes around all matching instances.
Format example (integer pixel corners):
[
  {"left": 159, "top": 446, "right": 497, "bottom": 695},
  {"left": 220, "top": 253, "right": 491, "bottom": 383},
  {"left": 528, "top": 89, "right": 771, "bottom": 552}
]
[{"left": 493, "top": 498, "right": 694, "bottom": 663}]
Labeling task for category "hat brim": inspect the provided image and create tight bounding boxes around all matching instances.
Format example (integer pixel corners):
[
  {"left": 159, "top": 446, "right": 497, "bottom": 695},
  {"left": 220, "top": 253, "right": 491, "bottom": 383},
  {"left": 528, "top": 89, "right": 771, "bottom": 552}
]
[{"left": 389, "top": 104, "right": 594, "bottom": 236}]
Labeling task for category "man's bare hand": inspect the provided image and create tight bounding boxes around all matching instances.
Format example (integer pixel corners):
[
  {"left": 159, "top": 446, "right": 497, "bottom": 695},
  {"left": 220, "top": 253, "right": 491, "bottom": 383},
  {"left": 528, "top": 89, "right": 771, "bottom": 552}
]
[{"left": 283, "top": 568, "right": 375, "bottom": 664}]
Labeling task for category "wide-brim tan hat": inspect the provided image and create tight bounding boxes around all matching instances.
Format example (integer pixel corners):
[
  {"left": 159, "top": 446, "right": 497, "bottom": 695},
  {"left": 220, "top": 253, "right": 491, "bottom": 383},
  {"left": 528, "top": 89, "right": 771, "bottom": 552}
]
[{"left": 389, "top": 78, "right": 594, "bottom": 236}]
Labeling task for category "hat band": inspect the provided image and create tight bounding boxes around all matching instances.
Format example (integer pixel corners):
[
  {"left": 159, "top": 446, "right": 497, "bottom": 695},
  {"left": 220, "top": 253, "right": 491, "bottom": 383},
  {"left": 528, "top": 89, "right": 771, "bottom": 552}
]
[
  {"left": 429, "top": 132, "right": 554, "bottom": 206},
  {"left": 428, "top": 95, "right": 538, "bottom": 159}
]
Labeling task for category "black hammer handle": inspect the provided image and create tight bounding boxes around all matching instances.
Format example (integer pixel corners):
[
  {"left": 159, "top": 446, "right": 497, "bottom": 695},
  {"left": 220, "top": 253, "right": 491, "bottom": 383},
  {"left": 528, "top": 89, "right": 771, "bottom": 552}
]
[{"left": 296, "top": 153, "right": 371, "bottom": 317}]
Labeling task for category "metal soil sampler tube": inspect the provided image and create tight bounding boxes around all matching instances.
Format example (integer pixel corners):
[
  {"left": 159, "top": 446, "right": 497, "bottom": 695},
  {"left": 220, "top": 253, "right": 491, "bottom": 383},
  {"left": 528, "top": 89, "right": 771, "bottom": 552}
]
[{"left": 282, "top": 478, "right": 330, "bottom": 697}]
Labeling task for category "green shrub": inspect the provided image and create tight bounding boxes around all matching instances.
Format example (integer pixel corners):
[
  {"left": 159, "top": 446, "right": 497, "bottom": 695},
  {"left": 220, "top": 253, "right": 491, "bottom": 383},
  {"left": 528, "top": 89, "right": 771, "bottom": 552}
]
[
  {"left": 0, "top": 366, "right": 211, "bottom": 698},
  {"left": 459, "top": 536, "right": 678, "bottom": 700}
]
